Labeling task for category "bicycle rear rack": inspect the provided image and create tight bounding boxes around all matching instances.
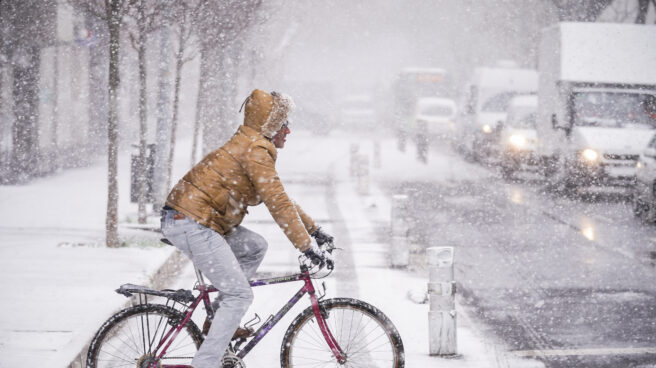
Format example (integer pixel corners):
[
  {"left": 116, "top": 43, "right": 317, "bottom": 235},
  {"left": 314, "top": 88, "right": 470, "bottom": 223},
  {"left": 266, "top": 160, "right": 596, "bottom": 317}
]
[{"left": 116, "top": 283, "right": 196, "bottom": 304}]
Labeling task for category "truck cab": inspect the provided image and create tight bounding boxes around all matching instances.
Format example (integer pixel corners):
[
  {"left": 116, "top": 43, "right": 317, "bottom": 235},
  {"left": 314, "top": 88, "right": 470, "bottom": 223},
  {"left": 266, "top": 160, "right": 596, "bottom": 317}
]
[{"left": 537, "top": 22, "right": 656, "bottom": 190}]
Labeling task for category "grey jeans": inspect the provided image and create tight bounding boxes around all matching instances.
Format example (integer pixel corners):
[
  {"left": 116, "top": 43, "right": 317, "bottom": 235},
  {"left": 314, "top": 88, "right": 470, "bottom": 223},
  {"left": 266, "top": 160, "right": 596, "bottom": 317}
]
[{"left": 161, "top": 208, "right": 267, "bottom": 368}]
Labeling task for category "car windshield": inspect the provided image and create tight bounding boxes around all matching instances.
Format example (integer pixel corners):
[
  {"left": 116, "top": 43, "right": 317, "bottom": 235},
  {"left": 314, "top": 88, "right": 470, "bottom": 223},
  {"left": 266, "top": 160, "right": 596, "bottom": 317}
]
[
  {"left": 481, "top": 92, "right": 518, "bottom": 113},
  {"left": 572, "top": 91, "right": 656, "bottom": 128},
  {"left": 515, "top": 112, "right": 536, "bottom": 128},
  {"left": 507, "top": 106, "right": 536, "bottom": 128},
  {"left": 419, "top": 104, "right": 454, "bottom": 117}
]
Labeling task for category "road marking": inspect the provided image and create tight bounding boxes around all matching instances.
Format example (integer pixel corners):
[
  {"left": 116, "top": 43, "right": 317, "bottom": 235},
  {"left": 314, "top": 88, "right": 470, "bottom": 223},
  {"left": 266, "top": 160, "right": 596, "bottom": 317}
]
[{"left": 513, "top": 347, "right": 656, "bottom": 357}]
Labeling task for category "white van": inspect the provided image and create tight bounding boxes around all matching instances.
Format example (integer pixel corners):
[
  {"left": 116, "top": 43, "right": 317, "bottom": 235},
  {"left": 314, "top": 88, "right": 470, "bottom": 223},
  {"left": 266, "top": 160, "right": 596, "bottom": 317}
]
[
  {"left": 498, "top": 95, "right": 539, "bottom": 178},
  {"left": 456, "top": 65, "right": 538, "bottom": 162},
  {"left": 537, "top": 22, "right": 656, "bottom": 191},
  {"left": 412, "top": 97, "right": 457, "bottom": 140}
]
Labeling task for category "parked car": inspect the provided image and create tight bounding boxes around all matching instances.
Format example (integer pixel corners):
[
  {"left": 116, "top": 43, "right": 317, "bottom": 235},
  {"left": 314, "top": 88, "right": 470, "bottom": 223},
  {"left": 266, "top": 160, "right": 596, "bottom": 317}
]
[
  {"left": 412, "top": 97, "right": 457, "bottom": 140},
  {"left": 498, "top": 95, "right": 539, "bottom": 178},
  {"left": 633, "top": 136, "right": 656, "bottom": 221}
]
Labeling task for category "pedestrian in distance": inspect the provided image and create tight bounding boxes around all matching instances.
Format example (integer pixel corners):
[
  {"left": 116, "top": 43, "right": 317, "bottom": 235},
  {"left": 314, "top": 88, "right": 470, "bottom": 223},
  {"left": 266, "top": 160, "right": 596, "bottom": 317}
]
[{"left": 160, "top": 89, "right": 334, "bottom": 368}]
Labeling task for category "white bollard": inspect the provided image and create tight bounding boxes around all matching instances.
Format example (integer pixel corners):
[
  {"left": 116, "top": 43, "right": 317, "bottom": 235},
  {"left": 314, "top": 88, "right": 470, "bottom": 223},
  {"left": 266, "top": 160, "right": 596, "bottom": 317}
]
[
  {"left": 390, "top": 194, "right": 409, "bottom": 267},
  {"left": 350, "top": 143, "right": 359, "bottom": 177},
  {"left": 427, "top": 246, "right": 457, "bottom": 356},
  {"left": 356, "top": 154, "right": 369, "bottom": 195}
]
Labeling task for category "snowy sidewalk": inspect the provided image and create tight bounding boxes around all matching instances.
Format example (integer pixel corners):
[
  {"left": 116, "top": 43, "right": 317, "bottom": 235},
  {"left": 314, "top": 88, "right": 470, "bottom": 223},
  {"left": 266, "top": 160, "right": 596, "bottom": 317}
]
[{"left": 0, "top": 149, "right": 185, "bottom": 368}]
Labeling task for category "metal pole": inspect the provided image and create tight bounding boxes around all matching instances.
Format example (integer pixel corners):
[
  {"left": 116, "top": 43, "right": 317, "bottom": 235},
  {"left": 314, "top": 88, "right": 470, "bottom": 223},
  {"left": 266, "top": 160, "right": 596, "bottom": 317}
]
[
  {"left": 390, "top": 194, "right": 409, "bottom": 267},
  {"left": 427, "top": 246, "right": 457, "bottom": 356}
]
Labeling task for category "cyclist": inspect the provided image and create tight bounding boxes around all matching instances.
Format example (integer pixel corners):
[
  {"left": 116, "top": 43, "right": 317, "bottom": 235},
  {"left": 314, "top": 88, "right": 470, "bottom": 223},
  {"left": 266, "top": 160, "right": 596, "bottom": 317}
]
[{"left": 161, "top": 89, "right": 333, "bottom": 368}]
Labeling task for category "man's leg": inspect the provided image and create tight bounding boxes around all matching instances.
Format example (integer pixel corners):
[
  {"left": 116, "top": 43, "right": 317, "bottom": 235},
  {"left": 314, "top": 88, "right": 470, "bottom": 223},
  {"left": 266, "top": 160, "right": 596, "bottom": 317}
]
[
  {"left": 181, "top": 225, "right": 253, "bottom": 368},
  {"left": 210, "top": 226, "right": 268, "bottom": 312},
  {"left": 225, "top": 226, "right": 268, "bottom": 279}
]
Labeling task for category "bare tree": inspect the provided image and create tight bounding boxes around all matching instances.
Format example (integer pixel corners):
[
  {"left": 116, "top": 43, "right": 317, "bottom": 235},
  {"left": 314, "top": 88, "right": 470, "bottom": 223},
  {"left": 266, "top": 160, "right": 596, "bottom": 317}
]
[
  {"left": 69, "top": 0, "right": 130, "bottom": 247},
  {"left": 194, "top": 0, "right": 263, "bottom": 155},
  {"left": 124, "top": 0, "right": 169, "bottom": 224},
  {"left": 2, "top": 0, "right": 56, "bottom": 183},
  {"left": 164, "top": 1, "right": 201, "bottom": 194}
]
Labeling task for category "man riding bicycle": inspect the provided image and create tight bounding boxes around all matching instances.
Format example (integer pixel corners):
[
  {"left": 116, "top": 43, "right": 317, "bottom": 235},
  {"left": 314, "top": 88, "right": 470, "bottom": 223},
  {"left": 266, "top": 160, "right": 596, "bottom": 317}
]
[{"left": 161, "top": 89, "right": 333, "bottom": 368}]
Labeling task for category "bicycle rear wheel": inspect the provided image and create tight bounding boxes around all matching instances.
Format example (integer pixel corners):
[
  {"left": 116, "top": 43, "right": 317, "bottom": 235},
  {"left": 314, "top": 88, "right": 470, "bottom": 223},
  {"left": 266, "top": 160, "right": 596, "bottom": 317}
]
[
  {"left": 86, "top": 304, "right": 203, "bottom": 368},
  {"left": 281, "top": 298, "right": 404, "bottom": 368}
]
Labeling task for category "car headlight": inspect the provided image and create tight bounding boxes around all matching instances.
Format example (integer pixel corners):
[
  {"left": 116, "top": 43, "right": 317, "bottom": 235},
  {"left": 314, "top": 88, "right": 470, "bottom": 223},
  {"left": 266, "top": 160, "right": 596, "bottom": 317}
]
[
  {"left": 508, "top": 134, "right": 526, "bottom": 148},
  {"left": 482, "top": 124, "right": 492, "bottom": 134},
  {"left": 581, "top": 148, "right": 599, "bottom": 162}
]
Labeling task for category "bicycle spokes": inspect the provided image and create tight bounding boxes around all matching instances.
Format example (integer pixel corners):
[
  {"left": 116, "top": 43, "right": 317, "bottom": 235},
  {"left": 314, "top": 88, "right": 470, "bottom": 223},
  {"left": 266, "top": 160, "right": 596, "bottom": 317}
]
[
  {"left": 92, "top": 308, "right": 199, "bottom": 368},
  {"left": 286, "top": 304, "right": 399, "bottom": 367}
]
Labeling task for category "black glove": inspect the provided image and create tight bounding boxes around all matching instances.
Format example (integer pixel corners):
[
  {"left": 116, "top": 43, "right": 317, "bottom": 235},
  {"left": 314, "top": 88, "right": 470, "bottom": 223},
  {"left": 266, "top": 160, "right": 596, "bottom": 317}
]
[
  {"left": 304, "top": 242, "right": 334, "bottom": 269},
  {"left": 311, "top": 227, "right": 334, "bottom": 247}
]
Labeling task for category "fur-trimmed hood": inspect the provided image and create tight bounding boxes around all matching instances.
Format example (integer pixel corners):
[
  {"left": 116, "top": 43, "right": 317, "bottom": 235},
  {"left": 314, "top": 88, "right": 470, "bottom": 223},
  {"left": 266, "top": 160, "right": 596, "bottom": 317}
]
[{"left": 243, "top": 89, "right": 295, "bottom": 138}]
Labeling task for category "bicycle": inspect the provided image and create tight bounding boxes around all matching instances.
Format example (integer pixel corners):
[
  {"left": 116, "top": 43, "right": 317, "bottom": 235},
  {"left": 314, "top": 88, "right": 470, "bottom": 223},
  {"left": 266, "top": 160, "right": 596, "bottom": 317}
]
[{"left": 86, "top": 241, "right": 404, "bottom": 368}]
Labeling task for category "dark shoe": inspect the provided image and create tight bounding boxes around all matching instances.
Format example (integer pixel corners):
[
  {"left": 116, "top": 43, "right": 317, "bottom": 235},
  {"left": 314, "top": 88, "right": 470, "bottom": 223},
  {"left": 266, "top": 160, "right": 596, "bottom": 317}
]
[
  {"left": 202, "top": 316, "right": 212, "bottom": 336},
  {"left": 232, "top": 326, "right": 254, "bottom": 340}
]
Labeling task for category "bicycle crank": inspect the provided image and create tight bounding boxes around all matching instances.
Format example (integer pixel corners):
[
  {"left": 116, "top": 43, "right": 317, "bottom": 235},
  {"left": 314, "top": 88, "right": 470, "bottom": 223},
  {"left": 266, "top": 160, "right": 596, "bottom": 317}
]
[
  {"left": 136, "top": 354, "right": 161, "bottom": 368},
  {"left": 222, "top": 351, "right": 246, "bottom": 368}
]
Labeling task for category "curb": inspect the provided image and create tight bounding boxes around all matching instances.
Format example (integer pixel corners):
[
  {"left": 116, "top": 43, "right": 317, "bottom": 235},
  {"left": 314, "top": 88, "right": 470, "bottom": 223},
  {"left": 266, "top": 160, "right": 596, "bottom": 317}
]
[{"left": 66, "top": 247, "right": 189, "bottom": 368}]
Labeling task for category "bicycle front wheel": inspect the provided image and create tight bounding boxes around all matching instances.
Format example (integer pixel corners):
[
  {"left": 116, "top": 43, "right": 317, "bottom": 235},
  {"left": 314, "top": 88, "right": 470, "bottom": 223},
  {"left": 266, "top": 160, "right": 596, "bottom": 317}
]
[
  {"left": 281, "top": 298, "right": 404, "bottom": 368},
  {"left": 86, "top": 304, "right": 203, "bottom": 368}
]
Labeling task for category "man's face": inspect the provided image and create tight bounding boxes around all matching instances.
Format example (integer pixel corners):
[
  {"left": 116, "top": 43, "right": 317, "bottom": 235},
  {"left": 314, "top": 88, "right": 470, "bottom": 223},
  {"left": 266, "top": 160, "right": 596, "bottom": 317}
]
[{"left": 272, "top": 122, "right": 290, "bottom": 149}]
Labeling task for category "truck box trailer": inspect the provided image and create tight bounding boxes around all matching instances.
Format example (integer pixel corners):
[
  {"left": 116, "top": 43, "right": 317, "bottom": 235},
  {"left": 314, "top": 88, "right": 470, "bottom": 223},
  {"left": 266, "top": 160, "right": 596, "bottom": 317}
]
[{"left": 537, "top": 22, "right": 656, "bottom": 190}]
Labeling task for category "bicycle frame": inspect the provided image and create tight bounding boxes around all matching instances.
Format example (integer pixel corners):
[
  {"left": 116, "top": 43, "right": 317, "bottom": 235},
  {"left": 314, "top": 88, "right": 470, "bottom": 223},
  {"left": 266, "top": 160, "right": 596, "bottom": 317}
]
[{"left": 153, "top": 265, "right": 346, "bottom": 367}]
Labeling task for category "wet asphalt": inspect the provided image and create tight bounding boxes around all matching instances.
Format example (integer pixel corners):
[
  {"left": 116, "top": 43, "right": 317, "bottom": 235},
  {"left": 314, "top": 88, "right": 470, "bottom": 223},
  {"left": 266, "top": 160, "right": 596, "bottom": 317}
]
[{"left": 384, "top": 143, "right": 656, "bottom": 368}]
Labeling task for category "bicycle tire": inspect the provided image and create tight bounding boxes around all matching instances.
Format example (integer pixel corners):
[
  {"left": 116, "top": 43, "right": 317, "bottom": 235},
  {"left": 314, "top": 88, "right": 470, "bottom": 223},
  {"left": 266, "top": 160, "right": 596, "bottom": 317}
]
[
  {"left": 86, "top": 304, "right": 203, "bottom": 368},
  {"left": 280, "top": 298, "right": 404, "bottom": 368}
]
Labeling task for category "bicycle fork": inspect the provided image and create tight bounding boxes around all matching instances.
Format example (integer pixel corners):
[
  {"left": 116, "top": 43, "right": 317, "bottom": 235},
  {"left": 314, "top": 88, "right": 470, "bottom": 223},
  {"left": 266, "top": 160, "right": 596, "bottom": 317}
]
[{"left": 309, "top": 291, "right": 347, "bottom": 364}]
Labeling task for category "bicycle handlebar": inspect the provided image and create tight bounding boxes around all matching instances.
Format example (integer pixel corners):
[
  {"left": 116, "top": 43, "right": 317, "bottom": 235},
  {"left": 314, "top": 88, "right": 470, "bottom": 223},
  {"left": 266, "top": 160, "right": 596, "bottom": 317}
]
[{"left": 299, "top": 241, "right": 336, "bottom": 273}]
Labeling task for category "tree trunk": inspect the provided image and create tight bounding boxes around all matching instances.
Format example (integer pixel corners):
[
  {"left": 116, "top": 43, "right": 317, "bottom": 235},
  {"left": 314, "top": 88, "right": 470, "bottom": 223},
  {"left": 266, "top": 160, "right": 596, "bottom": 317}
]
[
  {"left": 190, "top": 46, "right": 208, "bottom": 167},
  {"left": 50, "top": 43, "right": 59, "bottom": 171},
  {"left": 152, "top": 26, "right": 171, "bottom": 212},
  {"left": 10, "top": 45, "right": 40, "bottom": 183},
  {"left": 106, "top": 1, "right": 121, "bottom": 248},
  {"left": 86, "top": 12, "right": 109, "bottom": 152},
  {"left": 200, "top": 44, "right": 230, "bottom": 155},
  {"left": 165, "top": 29, "right": 185, "bottom": 194},
  {"left": 136, "top": 31, "right": 148, "bottom": 224}
]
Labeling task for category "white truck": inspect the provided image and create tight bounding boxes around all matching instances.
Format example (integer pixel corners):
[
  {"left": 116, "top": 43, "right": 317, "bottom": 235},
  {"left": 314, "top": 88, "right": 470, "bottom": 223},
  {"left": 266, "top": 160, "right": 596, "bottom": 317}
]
[{"left": 537, "top": 22, "right": 656, "bottom": 191}]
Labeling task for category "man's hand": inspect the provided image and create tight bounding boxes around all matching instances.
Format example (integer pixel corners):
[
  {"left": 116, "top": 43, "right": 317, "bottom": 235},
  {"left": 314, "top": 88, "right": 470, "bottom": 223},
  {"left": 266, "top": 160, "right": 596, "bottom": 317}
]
[
  {"left": 303, "top": 240, "right": 334, "bottom": 269},
  {"left": 311, "top": 227, "right": 334, "bottom": 247}
]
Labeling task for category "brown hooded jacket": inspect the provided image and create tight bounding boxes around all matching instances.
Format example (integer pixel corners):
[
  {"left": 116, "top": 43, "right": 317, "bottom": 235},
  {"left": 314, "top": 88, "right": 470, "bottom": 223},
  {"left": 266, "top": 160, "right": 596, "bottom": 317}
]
[{"left": 165, "top": 89, "right": 317, "bottom": 251}]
